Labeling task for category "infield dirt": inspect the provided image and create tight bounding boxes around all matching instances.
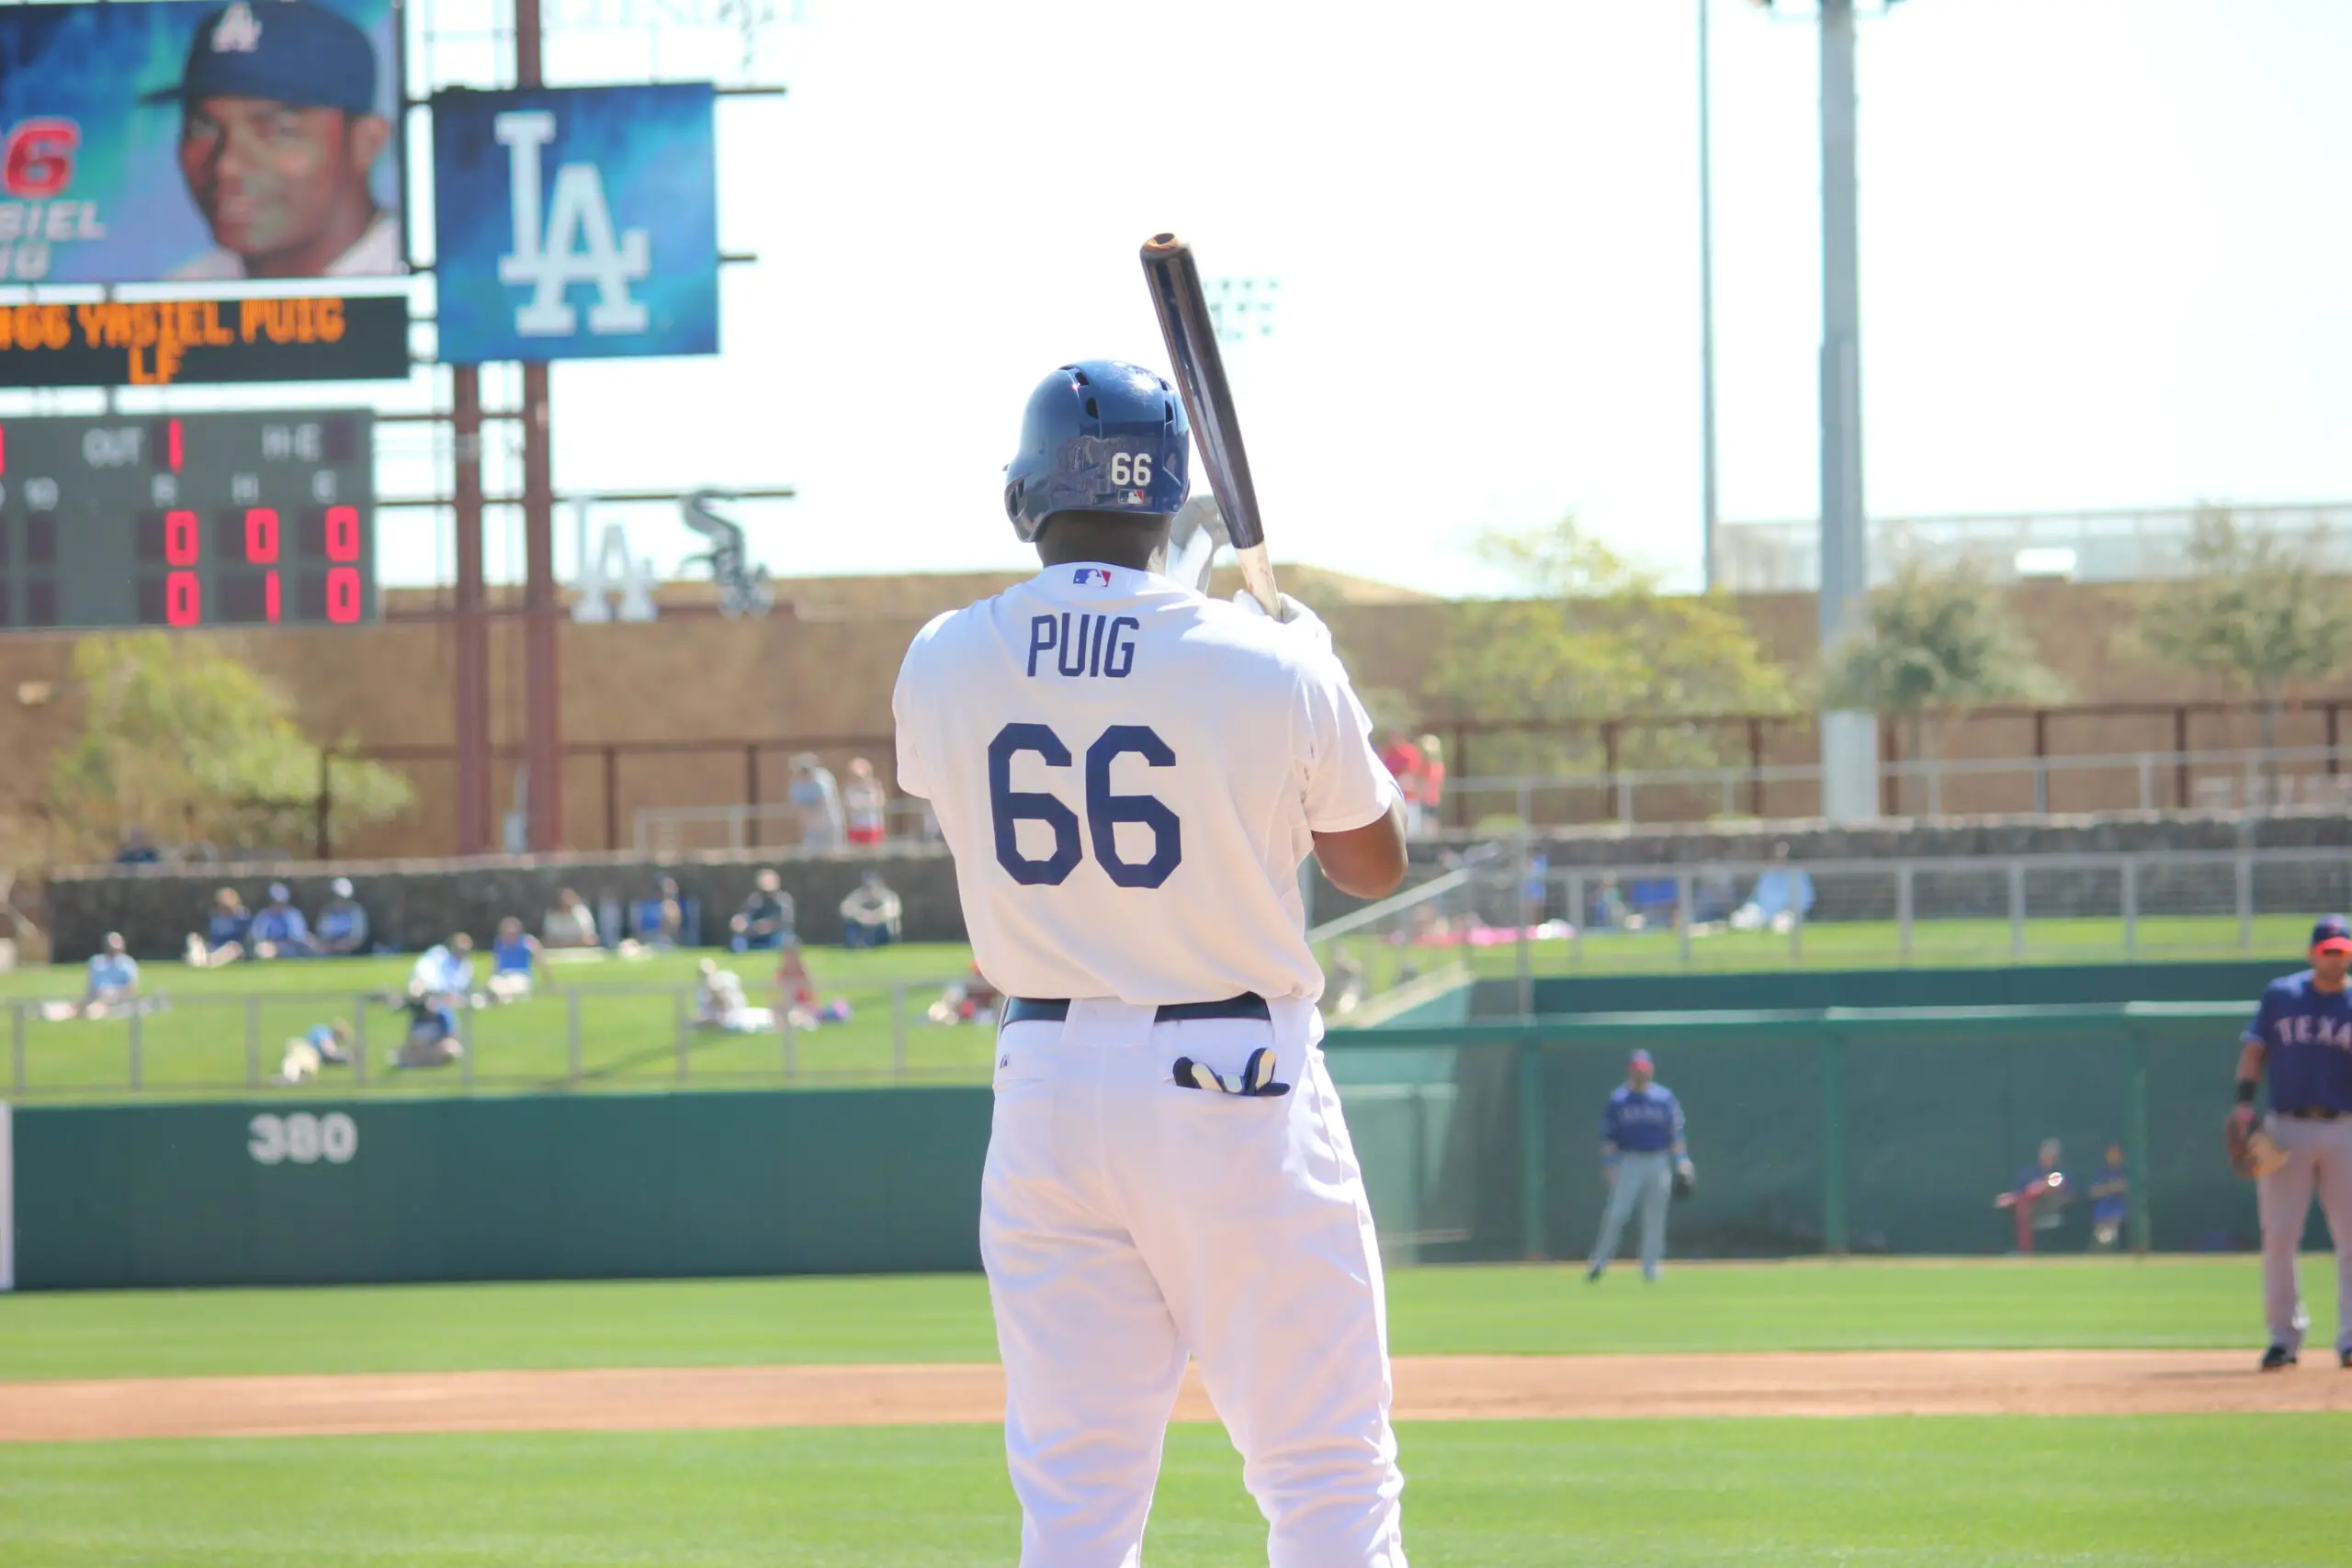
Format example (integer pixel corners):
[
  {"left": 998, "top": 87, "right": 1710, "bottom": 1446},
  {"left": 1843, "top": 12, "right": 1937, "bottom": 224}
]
[{"left": 6, "top": 1350, "right": 2347, "bottom": 1442}]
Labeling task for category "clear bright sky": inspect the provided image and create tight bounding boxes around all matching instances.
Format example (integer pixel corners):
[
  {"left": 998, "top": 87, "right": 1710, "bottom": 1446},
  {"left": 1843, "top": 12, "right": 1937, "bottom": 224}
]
[{"left": 69, "top": 0, "right": 2352, "bottom": 596}]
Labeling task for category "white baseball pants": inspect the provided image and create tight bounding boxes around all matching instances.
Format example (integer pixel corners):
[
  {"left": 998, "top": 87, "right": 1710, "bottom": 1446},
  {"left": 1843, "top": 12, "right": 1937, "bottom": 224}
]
[
  {"left": 982, "top": 998, "right": 1407, "bottom": 1568},
  {"left": 2257, "top": 1112, "right": 2352, "bottom": 1355},
  {"left": 1589, "top": 1150, "right": 1674, "bottom": 1279}
]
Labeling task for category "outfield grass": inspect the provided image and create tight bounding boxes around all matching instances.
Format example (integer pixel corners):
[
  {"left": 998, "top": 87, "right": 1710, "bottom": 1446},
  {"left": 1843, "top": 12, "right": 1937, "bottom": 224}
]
[
  {"left": 0, "top": 944, "right": 996, "bottom": 1100},
  {"left": 2, "top": 1258, "right": 2327, "bottom": 1382},
  {"left": 3, "top": 1416, "right": 2345, "bottom": 1567}
]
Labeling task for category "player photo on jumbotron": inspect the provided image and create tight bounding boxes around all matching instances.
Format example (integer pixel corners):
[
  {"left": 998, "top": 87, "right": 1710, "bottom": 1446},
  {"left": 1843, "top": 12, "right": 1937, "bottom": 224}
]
[{"left": 0, "top": 0, "right": 402, "bottom": 284}]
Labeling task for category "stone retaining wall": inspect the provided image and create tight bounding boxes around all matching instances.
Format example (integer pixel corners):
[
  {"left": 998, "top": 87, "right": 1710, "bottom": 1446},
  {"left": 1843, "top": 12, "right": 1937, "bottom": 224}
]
[{"left": 49, "top": 849, "right": 965, "bottom": 962}]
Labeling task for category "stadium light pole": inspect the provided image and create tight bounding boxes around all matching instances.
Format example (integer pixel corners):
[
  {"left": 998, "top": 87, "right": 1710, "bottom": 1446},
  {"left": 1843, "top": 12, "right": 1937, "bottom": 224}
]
[
  {"left": 1698, "top": 0, "right": 1720, "bottom": 592},
  {"left": 516, "top": 0, "right": 565, "bottom": 852},
  {"left": 1815, "top": 0, "right": 1879, "bottom": 820},
  {"left": 1756, "top": 0, "right": 1891, "bottom": 818},
  {"left": 451, "top": 370, "right": 492, "bottom": 854}
]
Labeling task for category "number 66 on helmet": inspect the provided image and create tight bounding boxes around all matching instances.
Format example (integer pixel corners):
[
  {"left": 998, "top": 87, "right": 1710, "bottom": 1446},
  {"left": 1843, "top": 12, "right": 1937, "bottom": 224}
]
[{"left": 1001, "top": 361, "right": 1190, "bottom": 543}]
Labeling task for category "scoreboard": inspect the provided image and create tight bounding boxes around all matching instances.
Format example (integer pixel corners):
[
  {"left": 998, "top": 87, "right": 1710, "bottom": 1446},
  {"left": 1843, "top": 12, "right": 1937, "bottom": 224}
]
[{"left": 0, "top": 410, "right": 375, "bottom": 632}]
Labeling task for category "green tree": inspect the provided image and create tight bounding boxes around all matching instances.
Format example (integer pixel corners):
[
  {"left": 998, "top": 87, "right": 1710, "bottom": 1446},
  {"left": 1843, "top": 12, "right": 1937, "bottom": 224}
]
[
  {"left": 47, "top": 632, "right": 413, "bottom": 860},
  {"left": 1818, "top": 557, "right": 2064, "bottom": 813},
  {"left": 2135, "top": 507, "right": 2352, "bottom": 760},
  {"left": 1425, "top": 516, "right": 1796, "bottom": 788}
]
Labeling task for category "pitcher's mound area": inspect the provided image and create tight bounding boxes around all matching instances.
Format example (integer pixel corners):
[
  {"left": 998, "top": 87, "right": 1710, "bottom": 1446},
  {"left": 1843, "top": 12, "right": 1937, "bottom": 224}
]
[{"left": 6, "top": 1351, "right": 2346, "bottom": 1442}]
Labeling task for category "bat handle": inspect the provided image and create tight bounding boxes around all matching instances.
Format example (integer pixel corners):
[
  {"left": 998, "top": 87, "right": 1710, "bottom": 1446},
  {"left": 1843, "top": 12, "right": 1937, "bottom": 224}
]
[{"left": 1236, "top": 542, "right": 1281, "bottom": 619}]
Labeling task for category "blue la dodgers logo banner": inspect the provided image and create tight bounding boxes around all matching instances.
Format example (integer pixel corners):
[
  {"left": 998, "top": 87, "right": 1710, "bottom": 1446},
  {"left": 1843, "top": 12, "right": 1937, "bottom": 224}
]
[{"left": 431, "top": 82, "right": 718, "bottom": 363}]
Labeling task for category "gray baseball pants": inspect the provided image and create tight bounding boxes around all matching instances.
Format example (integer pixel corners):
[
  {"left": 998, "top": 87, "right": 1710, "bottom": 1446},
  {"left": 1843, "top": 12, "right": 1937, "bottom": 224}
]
[
  {"left": 1589, "top": 1150, "right": 1674, "bottom": 1278},
  {"left": 2257, "top": 1113, "right": 2352, "bottom": 1355}
]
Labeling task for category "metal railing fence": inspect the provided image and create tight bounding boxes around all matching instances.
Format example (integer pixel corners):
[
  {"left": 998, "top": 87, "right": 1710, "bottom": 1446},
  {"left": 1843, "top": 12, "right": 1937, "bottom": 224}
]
[
  {"left": 1308, "top": 842, "right": 2352, "bottom": 1015},
  {"left": 1444, "top": 742, "right": 2352, "bottom": 829},
  {"left": 5, "top": 973, "right": 987, "bottom": 1100},
  {"left": 632, "top": 799, "right": 936, "bottom": 854},
  {"left": 17, "top": 840, "right": 2352, "bottom": 1098}
]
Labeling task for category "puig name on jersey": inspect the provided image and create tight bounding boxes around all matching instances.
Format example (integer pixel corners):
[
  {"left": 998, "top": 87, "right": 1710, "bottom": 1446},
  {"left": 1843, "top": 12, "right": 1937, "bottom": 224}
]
[{"left": 1027, "top": 613, "right": 1140, "bottom": 680}]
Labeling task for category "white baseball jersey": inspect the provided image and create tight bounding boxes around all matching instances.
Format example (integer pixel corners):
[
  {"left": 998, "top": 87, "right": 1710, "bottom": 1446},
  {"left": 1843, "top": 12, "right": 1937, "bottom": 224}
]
[{"left": 893, "top": 561, "right": 1396, "bottom": 1005}]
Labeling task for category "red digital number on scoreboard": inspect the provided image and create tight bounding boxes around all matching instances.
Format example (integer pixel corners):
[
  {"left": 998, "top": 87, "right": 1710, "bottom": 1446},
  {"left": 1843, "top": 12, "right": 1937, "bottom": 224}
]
[
  {"left": 243, "top": 508, "right": 282, "bottom": 621},
  {"left": 165, "top": 570, "right": 200, "bottom": 627}
]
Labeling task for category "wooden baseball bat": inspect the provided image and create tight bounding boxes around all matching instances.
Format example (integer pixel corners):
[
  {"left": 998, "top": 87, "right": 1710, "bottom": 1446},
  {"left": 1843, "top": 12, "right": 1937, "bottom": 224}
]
[{"left": 1139, "top": 232, "right": 1281, "bottom": 615}]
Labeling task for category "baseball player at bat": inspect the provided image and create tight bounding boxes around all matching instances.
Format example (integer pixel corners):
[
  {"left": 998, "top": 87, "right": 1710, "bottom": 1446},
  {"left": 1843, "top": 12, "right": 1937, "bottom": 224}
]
[
  {"left": 2233, "top": 914, "right": 2352, "bottom": 1372},
  {"left": 892, "top": 360, "right": 1411, "bottom": 1565}
]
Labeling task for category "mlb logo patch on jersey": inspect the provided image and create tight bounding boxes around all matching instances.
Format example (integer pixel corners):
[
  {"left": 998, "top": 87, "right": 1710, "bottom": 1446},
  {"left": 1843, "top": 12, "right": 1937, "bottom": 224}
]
[{"left": 1073, "top": 569, "right": 1114, "bottom": 588}]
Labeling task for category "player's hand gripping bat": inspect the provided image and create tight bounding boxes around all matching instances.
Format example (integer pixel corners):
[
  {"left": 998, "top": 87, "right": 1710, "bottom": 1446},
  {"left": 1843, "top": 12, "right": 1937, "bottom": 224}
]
[{"left": 1139, "top": 233, "right": 1281, "bottom": 617}]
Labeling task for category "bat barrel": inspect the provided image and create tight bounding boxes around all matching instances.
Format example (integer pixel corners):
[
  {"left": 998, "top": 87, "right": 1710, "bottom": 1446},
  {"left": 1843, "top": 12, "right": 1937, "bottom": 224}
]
[{"left": 1139, "top": 233, "right": 1269, "bottom": 558}]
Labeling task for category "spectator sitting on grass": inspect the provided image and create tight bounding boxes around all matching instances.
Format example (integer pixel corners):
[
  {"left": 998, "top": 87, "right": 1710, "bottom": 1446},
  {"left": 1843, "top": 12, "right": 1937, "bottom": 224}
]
[
  {"left": 114, "top": 826, "right": 163, "bottom": 865},
  {"left": 186, "top": 886, "right": 251, "bottom": 967},
  {"left": 774, "top": 942, "right": 853, "bottom": 1030},
  {"left": 1589, "top": 874, "right": 1640, "bottom": 932},
  {"left": 76, "top": 931, "right": 141, "bottom": 1020},
  {"left": 486, "top": 916, "right": 540, "bottom": 1003},
  {"left": 695, "top": 956, "right": 775, "bottom": 1032},
  {"left": 542, "top": 886, "right": 599, "bottom": 950},
  {"left": 841, "top": 871, "right": 902, "bottom": 949},
  {"left": 312, "top": 877, "right": 370, "bottom": 955},
  {"left": 411, "top": 932, "right": 475, "bottom": 1005},
  {"left": 928, "top": 960, "right": 1005, "bottom": 1026},
  {"left": 387, "top": 984, "right": 462, "bottom": 1070},
  {"left": 644, "top": 874, "right": 684, "bottom": 948},
  {"left": 843, "top": 757, "right": 888, "bottom": 847},
  {"left": 730, "top": 869, "right": 795, "bottom": 953},
  {"left": 247, "top": 883, "right": 315, "bottom": 959},
  {"left": 274, "top": 1020, "right": 354, "bottom": 1085},
  {"left": 776, "top": 941, "right": 815, "bottom": 1019},
  {"left": 1731, "top": 841, "right": 1815, "bottom": 934}
]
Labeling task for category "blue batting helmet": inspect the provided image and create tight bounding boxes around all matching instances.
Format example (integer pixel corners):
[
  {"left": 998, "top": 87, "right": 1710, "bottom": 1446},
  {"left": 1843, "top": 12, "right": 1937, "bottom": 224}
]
[{"left": 1004, "top": 361, "right": 1190, "bottom": 543}]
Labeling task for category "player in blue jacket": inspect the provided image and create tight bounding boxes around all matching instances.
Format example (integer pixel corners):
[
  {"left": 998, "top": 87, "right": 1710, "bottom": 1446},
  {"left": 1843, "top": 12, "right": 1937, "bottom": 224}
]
[
  {"left": 2234, "top": 915, "right": 2352, "bottom": 1371},
  {"left": 1588, "top": 1048, "right": 1694, "bottom": 1282}
]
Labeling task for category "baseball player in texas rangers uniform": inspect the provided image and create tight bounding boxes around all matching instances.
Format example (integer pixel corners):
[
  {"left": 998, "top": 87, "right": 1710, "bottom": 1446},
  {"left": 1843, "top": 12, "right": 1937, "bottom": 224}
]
[
  {"left": 893, "top": 360, "right": 1412, "bottom": 1566},
  {"left": 2233, "top": 914, "right": 2352, "bottom": 1371},
  {"left": 1586, "top": 1048, "right": 1693, "bottom": 1282}
]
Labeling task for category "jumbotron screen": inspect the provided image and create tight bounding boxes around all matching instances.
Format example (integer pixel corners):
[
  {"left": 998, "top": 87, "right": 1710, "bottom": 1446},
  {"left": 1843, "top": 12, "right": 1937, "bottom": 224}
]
[{"left": 0, "top": 410, "right": 376, "bottom": 632}]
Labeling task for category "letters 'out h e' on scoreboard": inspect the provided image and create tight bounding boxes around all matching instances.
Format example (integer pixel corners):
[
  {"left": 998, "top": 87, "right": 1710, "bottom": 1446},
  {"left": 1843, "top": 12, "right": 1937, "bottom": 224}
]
[{"left": 0, "top": 410, "right": 375, "bottom": 633}]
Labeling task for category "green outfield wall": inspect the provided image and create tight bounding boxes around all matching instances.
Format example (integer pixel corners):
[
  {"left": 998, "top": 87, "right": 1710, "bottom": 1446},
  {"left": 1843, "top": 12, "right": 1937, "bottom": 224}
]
[
  {"left": 1502, "top": 961, "right": 2291, "bottom": 1018},
  {"left": 1389, "top": 1004, "right": 2311, "bottom": 1263},
  {"left": 5, "top": 1088, "right": 989, "bottom": 1291},
  {"left": 0, "top": 1003, "right": 2301, "bottom": 1290}
]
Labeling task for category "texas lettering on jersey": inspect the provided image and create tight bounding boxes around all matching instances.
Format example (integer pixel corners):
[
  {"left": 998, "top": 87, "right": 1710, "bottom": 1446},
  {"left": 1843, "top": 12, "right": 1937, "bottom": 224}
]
[{"left": 2269, "top": 1012, "right": 2352, "bottom": 1051}]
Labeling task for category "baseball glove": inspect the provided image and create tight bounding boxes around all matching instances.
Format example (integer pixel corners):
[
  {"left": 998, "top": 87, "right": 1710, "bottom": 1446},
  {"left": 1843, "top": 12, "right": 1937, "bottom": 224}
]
[
  {"left": 1672, "top": 1159, "right": 1696, "bottom": 1201},
  {"left": 2226, "top": 1112, "right": 2288, "bottom": 1179}
]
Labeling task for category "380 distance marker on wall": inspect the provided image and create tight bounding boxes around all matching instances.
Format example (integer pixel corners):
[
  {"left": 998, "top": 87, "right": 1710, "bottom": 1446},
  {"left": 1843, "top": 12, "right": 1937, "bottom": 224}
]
[{"left": 0, "top": 409, "right": 376, "bottom": 633}]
